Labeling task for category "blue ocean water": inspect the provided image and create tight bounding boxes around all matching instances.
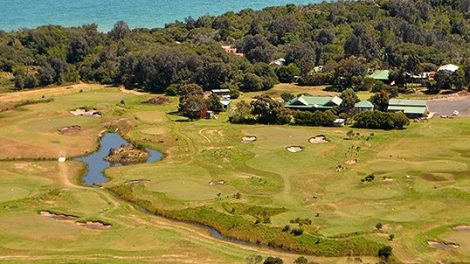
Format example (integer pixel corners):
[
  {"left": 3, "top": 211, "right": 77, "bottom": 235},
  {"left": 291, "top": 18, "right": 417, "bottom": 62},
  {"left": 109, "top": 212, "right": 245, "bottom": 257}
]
[{"left": 0, "top": 0, "right": 323, "bottom": 32}]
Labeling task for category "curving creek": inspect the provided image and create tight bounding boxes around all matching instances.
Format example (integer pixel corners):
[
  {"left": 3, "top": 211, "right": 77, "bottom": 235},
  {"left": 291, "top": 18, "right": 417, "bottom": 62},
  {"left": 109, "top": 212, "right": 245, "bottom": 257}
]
[{"left": 75, "top": 132, "right": 236, "bottom": 244}]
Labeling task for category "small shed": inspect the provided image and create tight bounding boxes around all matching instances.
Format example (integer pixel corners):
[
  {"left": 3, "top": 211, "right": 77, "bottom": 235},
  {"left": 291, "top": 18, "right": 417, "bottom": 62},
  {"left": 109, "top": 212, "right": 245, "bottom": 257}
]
[
  {"left": 220, "top": 98, "right": 232, "bottom": 110},
  {"left": 354, "top": 100, "right": 374, "bottom": 112},
  {"left": 334, "top": 119, "right": 346, "bottom": 127},
  {"left": 211, "top": 89, "right": 231, "bottom": 97},
  {"left": 206, "top": 111, "right": 215, "bottom": 119}
]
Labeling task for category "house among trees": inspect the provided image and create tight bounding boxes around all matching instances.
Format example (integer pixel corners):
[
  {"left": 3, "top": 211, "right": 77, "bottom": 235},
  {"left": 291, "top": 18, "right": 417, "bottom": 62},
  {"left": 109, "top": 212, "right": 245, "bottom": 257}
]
[
  {"left": 285, "top": 95, "right": 343, "bottom": 111},
  {"left": 270, "top": 58, "right": 286, "bottom": 66},
  {"left": 354, "top": 100, "right": 374, "bottom": 112},
  {"left": 387, "top": 99, "right": 428, "bottom": 118},
  {"left": 368, "top": 70, "right": 390, "bottom": 83},
  {"left": 437, "top": 64, "right": 459, "bottom": 73}
]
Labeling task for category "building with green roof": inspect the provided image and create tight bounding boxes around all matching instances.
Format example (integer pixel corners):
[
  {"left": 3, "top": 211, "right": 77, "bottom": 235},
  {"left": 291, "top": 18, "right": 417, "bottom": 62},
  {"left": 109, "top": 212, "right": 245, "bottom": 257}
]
[
  {"left": 285, "top": 95, "right": 343, "bottom": 111},
  {"left": 368, "top": 70, "right": 390, "bottom": 82},
  {"left": 354, "top": 100, "right": 374, "bottom": 112},
  {"left": 387, "top": 98, "right": 428, "bottom": 118}
]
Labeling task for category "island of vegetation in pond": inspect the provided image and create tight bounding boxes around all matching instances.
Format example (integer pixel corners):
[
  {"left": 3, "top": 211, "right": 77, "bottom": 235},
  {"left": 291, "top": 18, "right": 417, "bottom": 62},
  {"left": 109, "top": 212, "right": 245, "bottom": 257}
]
[{"left": 104, "top": 144, "right": 149, "bottom": 165}]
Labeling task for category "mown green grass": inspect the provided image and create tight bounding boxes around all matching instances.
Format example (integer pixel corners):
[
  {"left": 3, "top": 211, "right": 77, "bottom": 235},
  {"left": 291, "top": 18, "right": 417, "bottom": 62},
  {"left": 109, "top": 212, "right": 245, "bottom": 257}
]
[{"left": 0, "top": 85, "right": 469, "bottom": 262}]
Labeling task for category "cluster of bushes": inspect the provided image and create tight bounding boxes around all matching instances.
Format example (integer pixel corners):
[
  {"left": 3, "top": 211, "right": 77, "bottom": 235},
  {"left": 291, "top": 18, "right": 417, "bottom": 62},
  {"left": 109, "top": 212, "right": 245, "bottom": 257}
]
[
  {"left": 2, "top": 0, "right": 470, "bottom": 94},
  {"left": 354, "top": 111, "right": 410, "bottom": 129},
  {"left": 108, "top": 184, "right": 385, "bottom": 257},
  {"left": 293, "top": 110, "right": 337, "bottom": 127}
]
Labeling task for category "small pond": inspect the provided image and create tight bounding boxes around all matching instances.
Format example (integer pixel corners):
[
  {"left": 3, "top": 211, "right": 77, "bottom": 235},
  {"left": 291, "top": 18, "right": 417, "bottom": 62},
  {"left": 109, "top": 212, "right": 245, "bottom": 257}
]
[{"left": 76, "top": 133, "right": 163, "bottom": 186}]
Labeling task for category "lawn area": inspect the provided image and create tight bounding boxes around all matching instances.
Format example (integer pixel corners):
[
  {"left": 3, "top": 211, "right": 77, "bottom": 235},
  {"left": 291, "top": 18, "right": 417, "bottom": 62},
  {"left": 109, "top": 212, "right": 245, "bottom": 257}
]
[{"left": 0, "top": 84, "right": 469, "bottom": 263}]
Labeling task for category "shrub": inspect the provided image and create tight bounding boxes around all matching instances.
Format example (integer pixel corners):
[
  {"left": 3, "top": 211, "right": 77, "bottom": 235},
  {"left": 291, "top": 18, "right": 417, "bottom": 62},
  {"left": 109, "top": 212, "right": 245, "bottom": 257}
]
[
  {"left": 290, "top": 228, "right": 304, "bottom": 236},
  {"left": 298, "top": 72, "right": 333, "bottom": 86},
  {"left": 293, "top": 110, "right": 337, "bottom": 127},
  {"left": 165, "top": 85, "right": 179, "bottom": 96},
  {"left": 263, "top": 256, "right": 283, "bottom": 264},
  {"left": 378, "top": 246, "right": 392, "bottom": 259},
  {"left": 353, "top": 111, "right": 410, "bottom": 129},
  {"left": 375, "top": 222, "right": 383, "bottom": 230},
  {"left": 293, "top": 256, "right": 308, "bottom": 264}
]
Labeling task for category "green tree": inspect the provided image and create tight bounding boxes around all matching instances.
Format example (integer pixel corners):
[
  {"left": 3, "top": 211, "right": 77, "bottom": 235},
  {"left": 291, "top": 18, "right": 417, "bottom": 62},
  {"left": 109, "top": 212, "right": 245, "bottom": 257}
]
[
  {"left": 338, "top": 88, "right": 359, "bottom": 114},
  {"left": 229, "top": 100, "right": 253, "bottom": 124},
  {"left": 109, "top": 21, "right": 131, "bottom": 40},
  {"left": 275, "top": 64, "right": 300, "bottom": 83},
  {"left": 370, "top": 91, "right": 390, "bottom": 112},
  {"left": 251, "top": 95, "right": 291, "bottom": 124},
  {"left": 207, "top": 93, "right": 223, "bottom": 112}
]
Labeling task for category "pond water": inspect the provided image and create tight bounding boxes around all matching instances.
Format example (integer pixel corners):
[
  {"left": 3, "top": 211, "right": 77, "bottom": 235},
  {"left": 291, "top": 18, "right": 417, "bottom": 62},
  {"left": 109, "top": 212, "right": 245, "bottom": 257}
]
[{"left": 76, "top": 133, "right": 163, "bottom": 186}]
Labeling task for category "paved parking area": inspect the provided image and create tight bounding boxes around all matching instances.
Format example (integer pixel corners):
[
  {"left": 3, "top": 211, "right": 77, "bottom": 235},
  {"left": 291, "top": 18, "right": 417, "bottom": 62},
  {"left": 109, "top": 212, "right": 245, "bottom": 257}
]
[{"left": 428, "top": 96, "right": 470, "bottom": 116}]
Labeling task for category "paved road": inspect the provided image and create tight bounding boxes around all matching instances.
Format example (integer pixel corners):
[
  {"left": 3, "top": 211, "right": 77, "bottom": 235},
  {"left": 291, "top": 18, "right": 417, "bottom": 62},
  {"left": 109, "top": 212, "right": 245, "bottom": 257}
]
[{"left": 428, "top": 97, "right": 470, "bottom": 116}]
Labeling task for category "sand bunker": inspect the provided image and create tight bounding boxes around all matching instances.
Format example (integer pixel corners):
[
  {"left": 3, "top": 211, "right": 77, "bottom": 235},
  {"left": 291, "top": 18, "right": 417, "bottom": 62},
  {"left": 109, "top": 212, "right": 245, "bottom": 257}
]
[
  {"left": 309, "top": 135, "right": 328, "bottom": 144},
  {"left": 241, "top": 136, "right": 257, "bottom": 143},
  {"left": 454, "top": 225, "right": 470, "bottom": 231},
  {"left": 287, "top": 146, "right": 303, "bottom": 153},
  {"left": 58, "top": 125, "right": 81, "bottom": 135},
  {"left": 76, "top": 221, "right": 111, "bottom": 230},
  {"left": 427, "top": 240, "right": 460, "bottom": 250},
  {"left": 125, "top": 179, "right": 150, "bottom": 185},
  {"left": 70, "top": 108, "right": 101, "bottom": 117},
  {"left": 209, "top": 180, "right": 225, "bottom": 186},
  {"left": 40, "top": 210, "right": 78, "bottom": 221},
  {"left": 346, "top": 159, "right": 357, "bottom": 165}
]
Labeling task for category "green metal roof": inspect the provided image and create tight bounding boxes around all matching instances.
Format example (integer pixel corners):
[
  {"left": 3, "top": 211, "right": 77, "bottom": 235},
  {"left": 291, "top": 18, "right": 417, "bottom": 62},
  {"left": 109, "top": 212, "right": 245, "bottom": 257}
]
[
  {"left": 285, "top": 95, "right": 342, "bottom": 109},
  {"left": 387, "top": 105, "right": 427, "bottom": 114},
  {"left": 368, "top": 70, "right": 390, "bottom": 81},
  {"left": 354, "top": 100, "right": 374, "bottom": 108},
  {"left": 389, "top": 99, "right": 427, "bottom": 107}
]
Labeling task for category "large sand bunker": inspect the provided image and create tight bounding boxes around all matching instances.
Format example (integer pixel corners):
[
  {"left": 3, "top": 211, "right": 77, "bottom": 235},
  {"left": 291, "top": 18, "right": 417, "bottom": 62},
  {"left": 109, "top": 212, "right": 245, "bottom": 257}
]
[
  {"left": 70, "top": 108, "right": 101, "bottom": 117},
  {"left": 427, "top": 240, "right": 460, "bottom": 250},
  {"left": 58, "top": 125, "right": 81, "bottom": 135},
  {"left": 454, "top": 225, "right": 470, "bottom": 231},
  {"left": 309, "top": 135, "right": 328, "bottom": 144}
]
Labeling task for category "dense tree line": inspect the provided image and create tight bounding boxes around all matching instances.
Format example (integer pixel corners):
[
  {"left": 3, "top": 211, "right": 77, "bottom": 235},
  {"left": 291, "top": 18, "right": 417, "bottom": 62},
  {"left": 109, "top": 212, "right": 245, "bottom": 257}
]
[{"left": 1, "top": 0, "right": 470, "bottom": 93}]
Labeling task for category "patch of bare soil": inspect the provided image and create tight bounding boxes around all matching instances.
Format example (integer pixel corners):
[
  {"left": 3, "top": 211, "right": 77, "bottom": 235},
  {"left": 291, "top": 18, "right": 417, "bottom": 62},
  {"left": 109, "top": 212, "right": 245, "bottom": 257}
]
[
  {"left": 40, "top": 210, "right": 78, "bottom": 221},
  {"left": 241, "top": 136, "right": 257, "bottom": 143},
  {"left": 144, "top": 96, "right": 171, "bottom": 104},
  {"left": 420, "top": 173, "right": 449, "bottom": 182},
  {"left": 287, "top": 146, "right": 303, "bottom": 153},
  {"left": 76, "top": 221, "right": 111, "bottom": 230},
  {"left": 58, "top": 125, "right": 81, "bottom": 135},
  {"left": 70, "top": 108, "right": 101, "bottom": 117},
  {"left": 309, "top": 135, "right": 328, "bottom": 144},
  {"left": 427, "top": 240, "right": 460, "bottom": 250},
  {"left": 453, "top": 225, "right": 470, "bottom": 231}
]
